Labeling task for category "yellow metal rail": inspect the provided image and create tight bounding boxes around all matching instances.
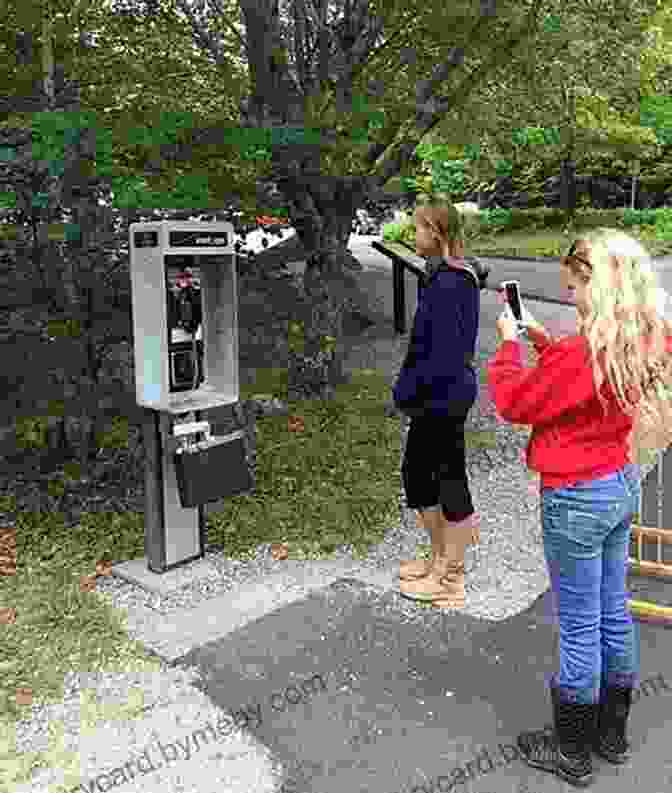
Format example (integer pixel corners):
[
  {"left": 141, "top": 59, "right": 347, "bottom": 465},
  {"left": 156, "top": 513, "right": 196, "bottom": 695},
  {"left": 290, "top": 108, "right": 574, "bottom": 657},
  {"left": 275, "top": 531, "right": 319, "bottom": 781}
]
[{"left": 628, "top": 522, "right": 672, "bottom": 625}]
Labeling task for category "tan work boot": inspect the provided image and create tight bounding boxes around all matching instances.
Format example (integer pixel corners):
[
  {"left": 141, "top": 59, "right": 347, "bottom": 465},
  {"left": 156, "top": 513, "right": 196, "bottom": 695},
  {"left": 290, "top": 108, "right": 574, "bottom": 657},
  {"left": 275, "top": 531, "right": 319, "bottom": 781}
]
[
  {"left": 399, "top": 509, "right": 442, "bottom": 581},
  {"left": 399, "top": 513, "right": 479, "bottom": 609}
]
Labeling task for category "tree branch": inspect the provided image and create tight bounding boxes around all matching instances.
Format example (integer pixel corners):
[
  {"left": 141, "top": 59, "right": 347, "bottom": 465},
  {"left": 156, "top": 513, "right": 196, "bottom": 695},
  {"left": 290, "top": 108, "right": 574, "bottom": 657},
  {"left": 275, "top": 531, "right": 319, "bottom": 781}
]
[
  {"left": 239, "top": 0, "right": 304, "bottom": 125},
  {"left": 361, "top": 1, "right": 505, "bottom": 170},
  {"left": 71, "top": 0, "right": 557, "bottom": 199},
  {"left": 318, "top": 0, "right": 329, "bottom": 88},
  {"left": 174, "top": 0, "right": 247, "bottom": 62},
  {"left": 293, "top": 0, "right": 308, "bottom": 91},
  {"left": 334, "top": 6, "right": 386, "bottom": 110},
  {"left": 327, "top": 1, "right": 419, "bottom": 101},
  {"left": 368, "top": 0, "right": 548, "bottom": 186}
]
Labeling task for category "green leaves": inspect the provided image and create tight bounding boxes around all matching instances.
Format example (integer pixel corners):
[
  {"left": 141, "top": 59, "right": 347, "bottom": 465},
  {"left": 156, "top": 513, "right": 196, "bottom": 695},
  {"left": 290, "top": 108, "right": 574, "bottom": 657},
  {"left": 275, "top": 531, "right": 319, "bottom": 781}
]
[
  {"left": 464, "top": 143, "right": 482, "bottom": 161},
  {"left": 543, "top": 14, "right": 562, "bottom": 34},
  {"left": 640, "top": 95, "right": 672, "bottom": 144},
  {"left": 430, "top": 159, "right": 466, "bottom": 193},
  {"left": 47, "top": 318, "right": 82, "bottom": 339},
  {"left": 0, "top": 191, "right": 17, "bottom": 209},
  {"left": 495, "top": 159, "right": 513, "bottom": 177},
  {"left": 415, "top": 142, "right": 459, "bottom": 161},
  {"left": 31, "top": 193, "right": 49, "bottom": 209},
  {"left": 511, "top": 126, "right": 561, "bottom": 147},
  {"left": 381, "top": 220, "right": 415, "bottom": 244}
]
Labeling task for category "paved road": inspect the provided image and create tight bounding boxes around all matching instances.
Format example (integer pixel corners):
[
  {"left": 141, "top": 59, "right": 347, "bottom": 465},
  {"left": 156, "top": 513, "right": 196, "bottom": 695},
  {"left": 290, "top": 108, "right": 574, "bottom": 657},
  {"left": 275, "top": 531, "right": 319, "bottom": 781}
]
[
  {"left": 345, "top": 235, "right": 582, "bottom": 345},
  {"left": 344, "top": 236, "right": 579, "bottom": 348},
  {"left": 274, "top": 232, "right": 672, "bottom": 350},
  {"left": 348, "top": 234, "right": 672, "bottom": 298}
]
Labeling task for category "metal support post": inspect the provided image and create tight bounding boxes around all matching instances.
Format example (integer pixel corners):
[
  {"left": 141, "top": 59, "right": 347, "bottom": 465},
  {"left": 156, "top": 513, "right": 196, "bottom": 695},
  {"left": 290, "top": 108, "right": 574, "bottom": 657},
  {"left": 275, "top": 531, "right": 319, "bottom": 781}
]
[
  {"left": 393, "top": 258, "right": 405, "bottom": 335},
  {"left": 141, "top": 408, "right": 206, "bottom": 574}
]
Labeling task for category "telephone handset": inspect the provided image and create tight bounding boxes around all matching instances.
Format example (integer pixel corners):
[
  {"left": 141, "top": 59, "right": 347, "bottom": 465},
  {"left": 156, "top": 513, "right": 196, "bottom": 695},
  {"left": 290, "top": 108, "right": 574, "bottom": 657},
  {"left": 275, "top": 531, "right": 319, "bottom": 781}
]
[
  {"left": 175, "top": 285, "right": 202, "bottom": 335},
  {"left": 168, "top": 275, "right": 204, "bottom": 392}
]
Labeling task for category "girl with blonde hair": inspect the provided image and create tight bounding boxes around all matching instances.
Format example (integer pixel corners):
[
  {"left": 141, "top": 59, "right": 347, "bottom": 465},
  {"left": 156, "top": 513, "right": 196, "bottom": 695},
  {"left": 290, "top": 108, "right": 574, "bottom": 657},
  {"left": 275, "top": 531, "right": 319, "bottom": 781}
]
[{"left": 488, "top": 227, "right": 672, "bottom": 786}]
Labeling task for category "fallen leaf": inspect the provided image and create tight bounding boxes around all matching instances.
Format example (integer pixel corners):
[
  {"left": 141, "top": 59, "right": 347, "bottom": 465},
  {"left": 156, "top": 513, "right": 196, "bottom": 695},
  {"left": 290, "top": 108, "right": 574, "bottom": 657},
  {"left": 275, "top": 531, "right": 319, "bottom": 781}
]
[
  {"left": 95, "top": 559, "right": 113, "bottom": 577},
  {"left": 80, "top": 575, "right": 96, "bottom": 592},
  {"left": 16, "top": 687, "right": 33, "bottom": 706},
  {"left": 0, "top": 527, "right": 16, "bottom": 576},
  {"left": 0, "top": 607, "right": 16, "bottom": 624},
  {"left": 271, "top": 543, "right": 289, "bottom": 560},
  {"left": 288, "top": 415, "right": 305, "bottom": 433}
]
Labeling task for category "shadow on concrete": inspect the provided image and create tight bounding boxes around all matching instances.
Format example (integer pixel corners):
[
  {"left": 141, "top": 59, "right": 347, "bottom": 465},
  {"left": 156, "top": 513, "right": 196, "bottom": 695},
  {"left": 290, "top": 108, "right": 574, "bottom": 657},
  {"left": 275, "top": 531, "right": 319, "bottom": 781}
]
[{"left": 172, "top": 578, "right": 672, "bottom": 793}]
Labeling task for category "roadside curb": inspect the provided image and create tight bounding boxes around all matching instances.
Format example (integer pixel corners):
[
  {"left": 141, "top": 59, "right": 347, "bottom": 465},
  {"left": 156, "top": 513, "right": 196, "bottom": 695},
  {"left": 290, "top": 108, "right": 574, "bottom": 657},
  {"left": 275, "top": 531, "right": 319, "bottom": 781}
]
[
  {"left": 454, "top": 254, "right": 672, "bottom": 264},
  {"left": 472, "top": 254, "right": 560, "bottom": 263}
]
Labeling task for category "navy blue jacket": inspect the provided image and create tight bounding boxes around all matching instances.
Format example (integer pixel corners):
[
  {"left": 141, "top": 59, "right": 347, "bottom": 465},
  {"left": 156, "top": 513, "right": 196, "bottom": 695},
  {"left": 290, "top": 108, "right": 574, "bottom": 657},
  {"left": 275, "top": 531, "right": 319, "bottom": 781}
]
[{"left": 392, "top": 261, "right": 480, "bottom": 418}]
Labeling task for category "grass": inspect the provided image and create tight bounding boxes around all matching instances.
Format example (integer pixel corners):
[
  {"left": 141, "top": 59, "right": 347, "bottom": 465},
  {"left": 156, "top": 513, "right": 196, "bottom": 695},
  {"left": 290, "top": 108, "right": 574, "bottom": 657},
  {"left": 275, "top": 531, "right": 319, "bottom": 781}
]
[
  {"left": 384, "top": 215, "right": 672, "bottom": 258},
  {"left": 2, "top": 360, "right": 500, "bottom": 792},
  {"left": 469, "top": 226, "right": 672, "bottom": 259},
  {"left": 2, "top": 217, "right": 666, "bottom": 790}
]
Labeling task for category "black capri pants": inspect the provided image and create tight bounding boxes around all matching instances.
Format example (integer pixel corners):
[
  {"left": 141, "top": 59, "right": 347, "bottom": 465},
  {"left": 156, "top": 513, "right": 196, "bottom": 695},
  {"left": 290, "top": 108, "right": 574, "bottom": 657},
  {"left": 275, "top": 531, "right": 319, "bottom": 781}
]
[{"left": 401, "top": 399, "right": 475, "bottom": 522}]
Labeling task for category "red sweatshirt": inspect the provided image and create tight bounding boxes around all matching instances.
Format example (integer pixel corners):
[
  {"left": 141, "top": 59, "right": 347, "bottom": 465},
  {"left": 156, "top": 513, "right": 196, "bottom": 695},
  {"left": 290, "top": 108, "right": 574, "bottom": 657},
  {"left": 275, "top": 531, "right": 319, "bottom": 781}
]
[{"left": 487, "top": 332, "right": 672, "bottom": 490}]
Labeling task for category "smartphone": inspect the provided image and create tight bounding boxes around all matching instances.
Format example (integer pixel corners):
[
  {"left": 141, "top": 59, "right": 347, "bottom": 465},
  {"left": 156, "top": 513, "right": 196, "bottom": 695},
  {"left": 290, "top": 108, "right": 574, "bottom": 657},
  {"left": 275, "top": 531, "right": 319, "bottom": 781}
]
[{"left": 501, "top": 280, "right": 523, "bottom": 322}]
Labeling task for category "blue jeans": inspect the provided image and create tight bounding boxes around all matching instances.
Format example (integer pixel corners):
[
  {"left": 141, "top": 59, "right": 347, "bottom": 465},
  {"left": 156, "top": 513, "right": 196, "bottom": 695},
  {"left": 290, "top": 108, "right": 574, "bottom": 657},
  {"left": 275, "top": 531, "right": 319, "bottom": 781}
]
[{"left": 540, "top": 463, "right": 642, "bottom": 704}]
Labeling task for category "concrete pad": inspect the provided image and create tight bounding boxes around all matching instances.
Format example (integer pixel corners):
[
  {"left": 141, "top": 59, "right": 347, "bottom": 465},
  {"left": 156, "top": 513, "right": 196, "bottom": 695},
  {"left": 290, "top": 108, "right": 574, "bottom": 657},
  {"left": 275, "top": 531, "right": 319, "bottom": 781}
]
[
  {"left": 110, "top": 556, "right": 223, "bottom": 597},
  {"left": 106, "top": 562, "right": 401, "bottom": 663},
  {"left": 166, "top": 578, "right": 672, "bottom": 793}
]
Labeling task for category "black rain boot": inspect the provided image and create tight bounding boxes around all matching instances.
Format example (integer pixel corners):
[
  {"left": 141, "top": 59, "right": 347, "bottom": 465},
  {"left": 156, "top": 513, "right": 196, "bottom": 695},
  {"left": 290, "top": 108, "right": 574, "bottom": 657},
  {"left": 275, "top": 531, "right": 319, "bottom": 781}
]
[
  {"left": 593, "top": 684, "right": 633, "bottom": 764},
  {"left": 517, "top": 683, "right": 596, "bottom": 788}
]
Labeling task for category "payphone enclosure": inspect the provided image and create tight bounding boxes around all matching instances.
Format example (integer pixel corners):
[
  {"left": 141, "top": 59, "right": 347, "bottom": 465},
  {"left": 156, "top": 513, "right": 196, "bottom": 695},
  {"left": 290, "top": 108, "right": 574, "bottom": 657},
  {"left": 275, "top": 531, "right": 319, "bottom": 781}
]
[
  {"left": 123, "top": 221, "right": 253, "bottom": 575},
  {"left": 129, "top": 221, "right": 239, "bottom": 414}
]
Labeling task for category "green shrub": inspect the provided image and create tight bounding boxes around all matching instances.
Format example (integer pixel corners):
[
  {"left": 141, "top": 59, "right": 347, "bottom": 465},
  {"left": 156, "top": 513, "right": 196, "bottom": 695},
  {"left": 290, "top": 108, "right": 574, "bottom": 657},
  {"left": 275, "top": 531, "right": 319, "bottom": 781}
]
[
  {"left": 381, "top": 220, "right": 416, "bottom": 245},
  {"left": 14, "top": 416, "right": 49, "bottom": 450},
  {"left": 96, "top": 416, "right": 131, "bottom": 450},
  {"left": 654, "top": 207, "right": 672, "bottom": 241},
  {"left": 478, "top": 207, "right": 513, "bottom": 231},
  {"left": 623, "top": 208, "right": 659, "bottom": 227}
]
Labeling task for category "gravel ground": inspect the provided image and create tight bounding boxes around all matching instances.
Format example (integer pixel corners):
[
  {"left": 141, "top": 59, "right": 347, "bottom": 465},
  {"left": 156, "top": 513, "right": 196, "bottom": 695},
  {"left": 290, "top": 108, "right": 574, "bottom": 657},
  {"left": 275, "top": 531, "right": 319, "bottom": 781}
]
[
  {"left": 85, "top": 337, "right": 653, "bottom": 628},
  {"left": 9, "top": 237, "right": 655, "bottom": 788},
  {"left": 88, "top": 419, "right": 543, "bottom": 619},
  {"left": 12, "top": 362, "right": 548, "bottom": 786}
]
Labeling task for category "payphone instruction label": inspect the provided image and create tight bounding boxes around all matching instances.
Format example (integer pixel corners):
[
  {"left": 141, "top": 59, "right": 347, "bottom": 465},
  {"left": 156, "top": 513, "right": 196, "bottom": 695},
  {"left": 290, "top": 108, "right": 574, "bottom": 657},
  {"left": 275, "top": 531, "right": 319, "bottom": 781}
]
[{"left": 169, "top": 231, "right": 229, "bottom": 247}]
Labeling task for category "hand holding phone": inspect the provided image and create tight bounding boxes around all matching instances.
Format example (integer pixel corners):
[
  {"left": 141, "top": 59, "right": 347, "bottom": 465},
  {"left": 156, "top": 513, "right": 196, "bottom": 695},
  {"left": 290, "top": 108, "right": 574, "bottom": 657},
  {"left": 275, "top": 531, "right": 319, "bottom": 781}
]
[
  {"left": 501, "top": 280, "right": 527, "bottom": 336},
  {"left": 502, "top": 280, "right": 523, "bottom": 321}
]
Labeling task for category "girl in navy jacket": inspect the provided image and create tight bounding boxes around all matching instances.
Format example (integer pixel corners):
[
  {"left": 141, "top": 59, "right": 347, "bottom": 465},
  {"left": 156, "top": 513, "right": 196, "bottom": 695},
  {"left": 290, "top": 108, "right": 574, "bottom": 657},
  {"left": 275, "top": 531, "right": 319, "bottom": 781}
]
[{"left": 394, "top": 203, "right": 483, "bottom": 610}]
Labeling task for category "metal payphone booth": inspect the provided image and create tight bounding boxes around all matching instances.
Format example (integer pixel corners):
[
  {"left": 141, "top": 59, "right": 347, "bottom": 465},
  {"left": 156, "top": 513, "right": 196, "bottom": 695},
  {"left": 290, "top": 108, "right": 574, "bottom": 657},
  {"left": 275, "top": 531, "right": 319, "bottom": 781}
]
[{"left": 114, "top": 221, "right": 253, "bottom": 585}]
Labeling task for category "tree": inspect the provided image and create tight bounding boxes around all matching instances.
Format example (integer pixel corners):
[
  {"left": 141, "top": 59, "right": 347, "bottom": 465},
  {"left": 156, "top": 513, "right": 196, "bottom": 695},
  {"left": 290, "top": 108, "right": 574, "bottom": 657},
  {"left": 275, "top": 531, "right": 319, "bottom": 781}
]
[
  {"left": 147, "top": 0, "right": 672, "bottom": 400},
  {"left": 0, "top": 0, "right": 257, "bottom": 467},
  {"left": 4, "top": 0, "right": 664, "bottom": 435},
  {"left": 122, "top": 0, "right": 553, "bottom": 401},
  {"left": 425, "top": 0, "right": 667, "bottom": 218}
]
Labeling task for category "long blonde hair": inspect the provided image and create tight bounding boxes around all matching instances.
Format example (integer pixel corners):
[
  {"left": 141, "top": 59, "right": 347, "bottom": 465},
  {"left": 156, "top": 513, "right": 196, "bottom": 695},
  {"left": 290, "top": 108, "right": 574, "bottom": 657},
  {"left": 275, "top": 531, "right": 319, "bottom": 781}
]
[{"left": 569, "top": 227, "right": 672, "bottom": 455}]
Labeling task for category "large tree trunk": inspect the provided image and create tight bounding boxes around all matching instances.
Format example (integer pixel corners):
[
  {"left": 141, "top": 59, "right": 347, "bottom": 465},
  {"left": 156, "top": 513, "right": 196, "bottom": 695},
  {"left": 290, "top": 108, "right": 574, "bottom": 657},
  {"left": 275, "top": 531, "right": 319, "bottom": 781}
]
[{"left": 284, "top": 180, "right": 364, "bottom": 402}]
